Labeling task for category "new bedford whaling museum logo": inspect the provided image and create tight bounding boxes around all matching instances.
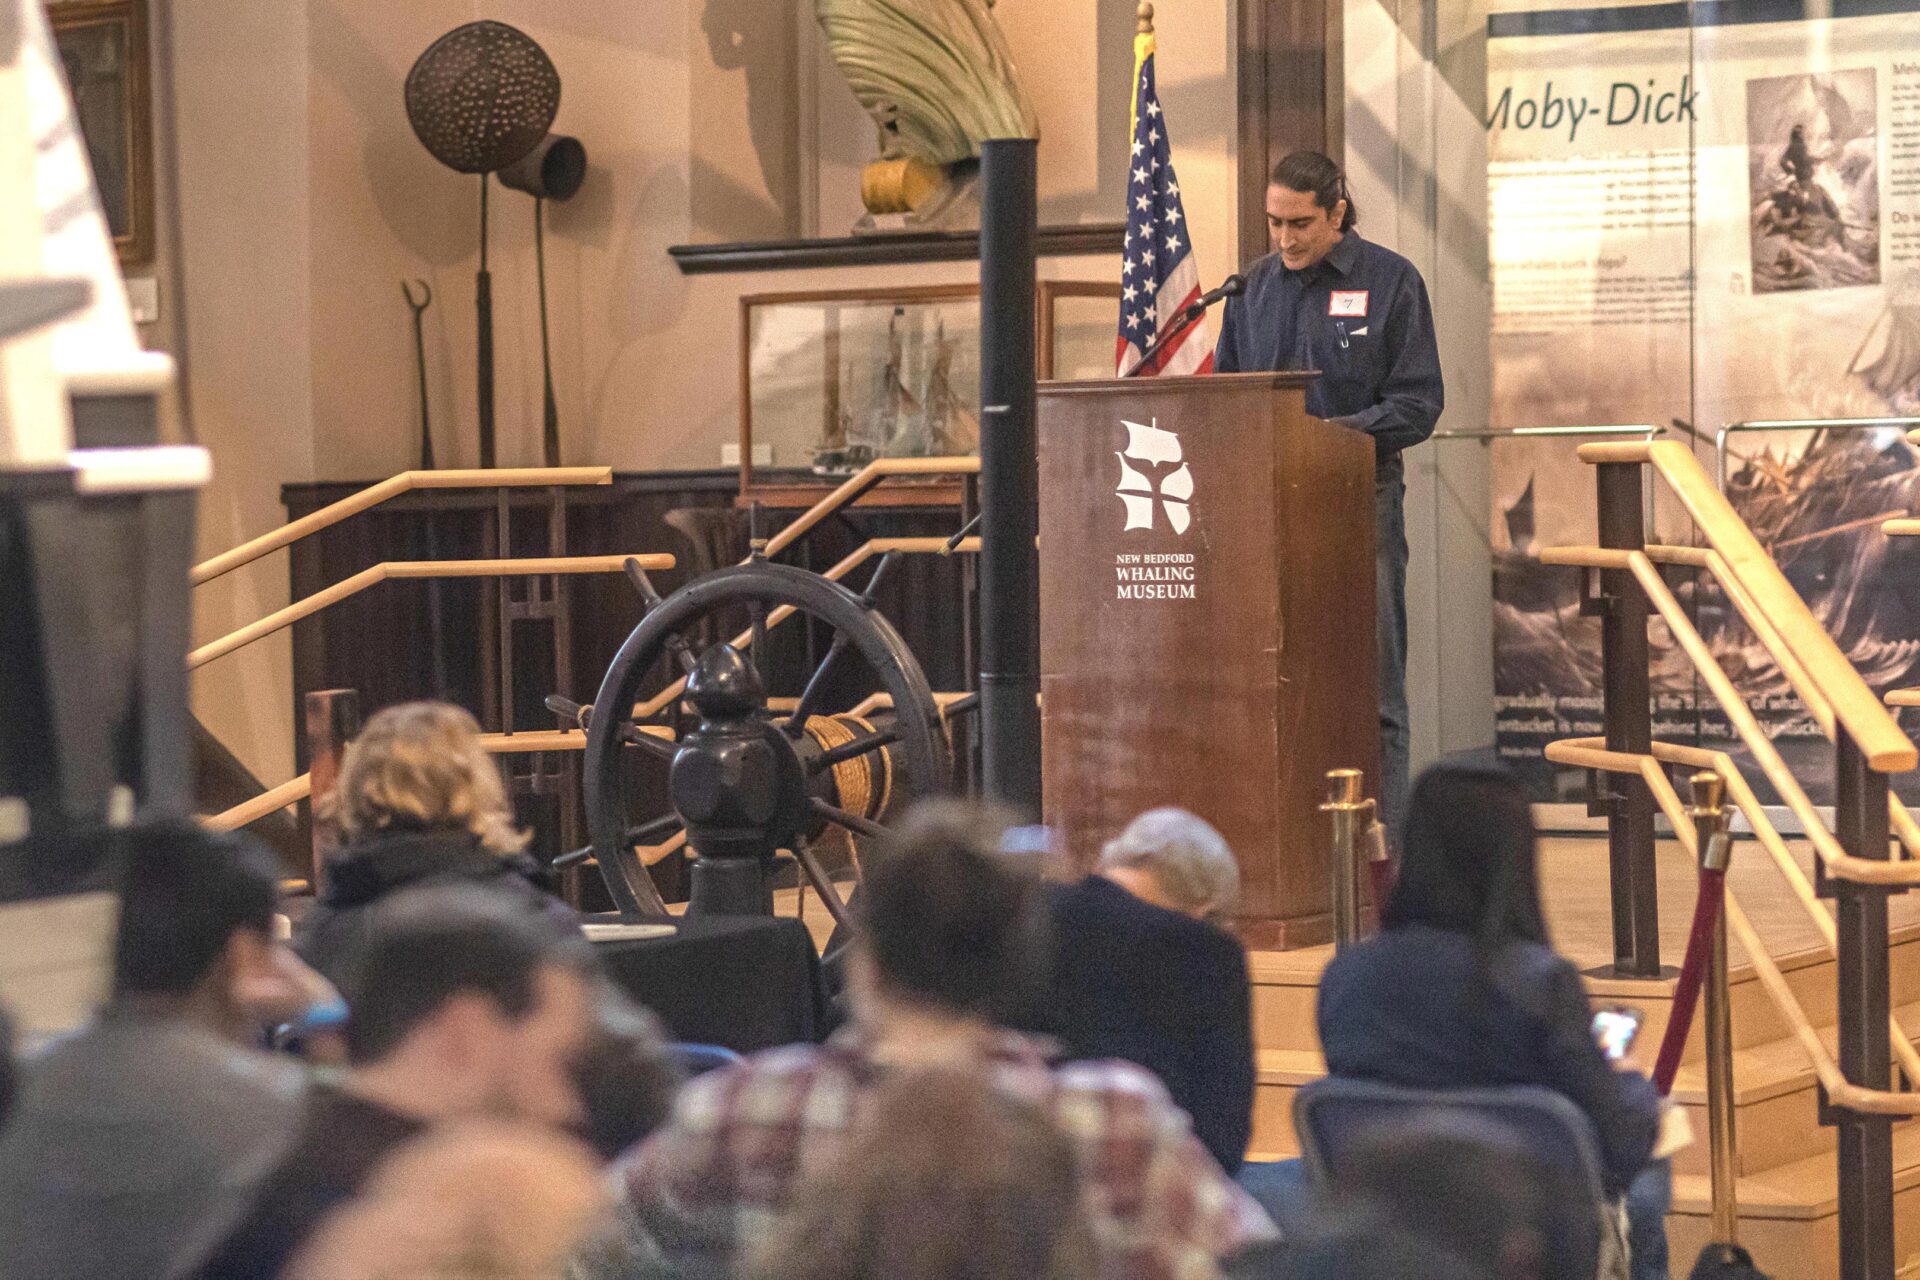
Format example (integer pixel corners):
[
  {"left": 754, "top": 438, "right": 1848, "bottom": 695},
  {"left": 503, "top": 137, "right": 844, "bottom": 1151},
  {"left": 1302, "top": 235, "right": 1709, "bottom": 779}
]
[
  {"left": 1114, "top": 418, "right": 1193, "bottom": 534},
  {"left": 1112, "top": 419, "right": 1198, "bottom": 602}
]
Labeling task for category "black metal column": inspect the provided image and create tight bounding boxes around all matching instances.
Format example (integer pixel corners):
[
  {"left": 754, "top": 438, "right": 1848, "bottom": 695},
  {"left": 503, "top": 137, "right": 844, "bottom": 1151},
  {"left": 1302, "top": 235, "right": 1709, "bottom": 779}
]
[
  {"left": 1595, "top": 461, "right": 1660, "bottom": 976},
  {"left": 977, "top": 138, "right": 1042, "bottom": 820},
  {"left": 1830, "top": 737, "right": 1894, "bottom": 1280}
]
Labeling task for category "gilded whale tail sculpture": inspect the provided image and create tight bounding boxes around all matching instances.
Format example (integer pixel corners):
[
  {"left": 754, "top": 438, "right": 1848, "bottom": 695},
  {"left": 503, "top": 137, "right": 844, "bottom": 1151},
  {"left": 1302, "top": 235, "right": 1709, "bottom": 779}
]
[{"left": 815, "top": 0, "right": 1039, "bottom": 229}]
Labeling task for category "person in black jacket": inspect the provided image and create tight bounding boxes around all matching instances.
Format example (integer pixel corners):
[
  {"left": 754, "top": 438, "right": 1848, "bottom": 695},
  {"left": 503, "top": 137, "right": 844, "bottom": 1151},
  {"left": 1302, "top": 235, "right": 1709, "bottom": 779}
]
[
  {"left": 1316, "top": 758, "right": 1667, "bottom": 1280},
  {"left": 297, "top": 702, "right": 577, "bottom": 982},
  {"left": 1018, "top": 808, "right": 1255, "bottom": 1173}
]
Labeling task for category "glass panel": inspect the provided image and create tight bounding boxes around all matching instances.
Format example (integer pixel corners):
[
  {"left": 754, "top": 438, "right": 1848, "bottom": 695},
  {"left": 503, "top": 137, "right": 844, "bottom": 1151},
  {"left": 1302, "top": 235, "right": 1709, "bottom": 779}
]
[
  {"left": 745, "top": 293, "right": 982, "bottom": 477},
  {"left": 1689, "top": 1, "right": 1920, "bottom": 804}
]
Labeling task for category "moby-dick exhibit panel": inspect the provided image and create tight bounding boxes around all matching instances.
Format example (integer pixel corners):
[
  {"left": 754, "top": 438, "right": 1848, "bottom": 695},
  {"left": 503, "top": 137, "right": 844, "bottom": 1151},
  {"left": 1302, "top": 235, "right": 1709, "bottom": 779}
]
[{"left": 1483, "top": 0, "right": 1920, "bottom": 805}]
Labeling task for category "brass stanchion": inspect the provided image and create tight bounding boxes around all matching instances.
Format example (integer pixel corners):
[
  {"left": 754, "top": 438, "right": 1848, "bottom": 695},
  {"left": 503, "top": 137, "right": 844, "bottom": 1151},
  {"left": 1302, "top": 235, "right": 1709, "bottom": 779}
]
[
  {"left": 1321, "top": 768, "right": 1376, "bottom": 951},
  {"left": 1690, "top": 770, "right": 1739, "bottom": 1244}
]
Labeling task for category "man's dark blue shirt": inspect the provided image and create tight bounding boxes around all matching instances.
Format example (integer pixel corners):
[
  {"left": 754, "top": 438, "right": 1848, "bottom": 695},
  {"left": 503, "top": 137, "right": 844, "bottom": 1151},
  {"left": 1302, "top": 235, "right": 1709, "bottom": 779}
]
[{"left": 1213, "top": 232, "right": 1444, "bottom": 457}]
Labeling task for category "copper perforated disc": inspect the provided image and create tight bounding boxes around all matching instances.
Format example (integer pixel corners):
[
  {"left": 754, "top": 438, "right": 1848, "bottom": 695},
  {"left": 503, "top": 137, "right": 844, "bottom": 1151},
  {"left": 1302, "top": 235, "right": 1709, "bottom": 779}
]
[{"left": 404, "top": 21, "right": 559, "bottom": 175}]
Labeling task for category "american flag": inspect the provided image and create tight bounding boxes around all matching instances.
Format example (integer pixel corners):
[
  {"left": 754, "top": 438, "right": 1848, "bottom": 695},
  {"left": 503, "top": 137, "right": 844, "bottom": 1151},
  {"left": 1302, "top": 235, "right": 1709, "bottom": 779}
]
[{"left": 1115, "top": 39, "right": 1212, "bottom": 377}]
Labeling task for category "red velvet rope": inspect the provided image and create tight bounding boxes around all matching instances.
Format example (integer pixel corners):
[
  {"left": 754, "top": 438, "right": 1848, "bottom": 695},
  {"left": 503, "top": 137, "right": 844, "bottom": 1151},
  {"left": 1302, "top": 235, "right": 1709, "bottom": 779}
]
[{"left": 1652, "top": 865, "right": 1727, "bottom": 1096}]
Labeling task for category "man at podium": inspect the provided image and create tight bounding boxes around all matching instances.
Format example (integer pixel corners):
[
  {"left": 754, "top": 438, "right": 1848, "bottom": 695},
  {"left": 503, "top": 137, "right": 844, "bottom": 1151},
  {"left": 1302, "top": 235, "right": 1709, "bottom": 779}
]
[{"left": 1213, "top": 150, "right": 1444, "bottom": 836}]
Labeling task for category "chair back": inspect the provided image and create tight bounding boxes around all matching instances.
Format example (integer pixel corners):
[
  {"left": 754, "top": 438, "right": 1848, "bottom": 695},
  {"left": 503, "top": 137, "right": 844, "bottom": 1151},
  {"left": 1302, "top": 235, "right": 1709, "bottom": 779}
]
[{"left": 1293, "top": 1076, "right": 1608, "bottom": 1203}]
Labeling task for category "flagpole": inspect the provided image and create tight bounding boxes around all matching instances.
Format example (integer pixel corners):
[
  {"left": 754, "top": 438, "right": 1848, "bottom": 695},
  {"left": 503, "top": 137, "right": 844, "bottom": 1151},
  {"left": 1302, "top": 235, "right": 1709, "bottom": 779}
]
[{"left": 1132, "top": 3, "right": 1154, "bottom": 140}]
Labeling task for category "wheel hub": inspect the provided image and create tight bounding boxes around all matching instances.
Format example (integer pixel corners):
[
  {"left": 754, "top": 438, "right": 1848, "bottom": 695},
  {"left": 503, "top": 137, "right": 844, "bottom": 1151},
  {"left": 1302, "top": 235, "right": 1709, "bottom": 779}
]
[{"left": 669, "top": 643, "right": 811, "bottom": 864}]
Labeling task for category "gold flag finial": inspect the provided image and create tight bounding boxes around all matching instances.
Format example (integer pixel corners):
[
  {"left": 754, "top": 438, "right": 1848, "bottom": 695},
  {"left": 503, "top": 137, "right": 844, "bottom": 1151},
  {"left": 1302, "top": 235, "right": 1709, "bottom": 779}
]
[{"left": 1138, "top": 2, "right": 1155, "bottom": 35}]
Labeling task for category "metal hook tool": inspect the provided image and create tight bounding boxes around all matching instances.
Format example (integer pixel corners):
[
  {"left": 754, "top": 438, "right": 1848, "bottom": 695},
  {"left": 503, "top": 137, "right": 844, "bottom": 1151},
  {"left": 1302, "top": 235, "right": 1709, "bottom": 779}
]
[{"left": 402, "top": 279, "right": 435, "bottom": 469}]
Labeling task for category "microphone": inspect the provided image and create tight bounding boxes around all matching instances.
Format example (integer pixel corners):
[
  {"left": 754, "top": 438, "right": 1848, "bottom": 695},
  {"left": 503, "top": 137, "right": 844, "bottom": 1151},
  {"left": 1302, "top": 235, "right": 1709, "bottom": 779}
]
[
  {"left": 1194, "top": 273, "right": 1248, "bottom": 309},
  {"left": 1123, "top": 274, "right": 1247, "bottom": 377}
]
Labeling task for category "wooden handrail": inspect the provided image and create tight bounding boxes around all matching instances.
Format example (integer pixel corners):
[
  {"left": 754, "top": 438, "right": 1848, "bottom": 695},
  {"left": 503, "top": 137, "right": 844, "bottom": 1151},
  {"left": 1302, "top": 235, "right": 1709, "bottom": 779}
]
[
  {"left": 1571, "top": 440, "right": 1915, "bottom": 772},
  {"left": 1549, "top": 735, "right": 1920, "bottom": 1090},
  {"left": 191, "top": 467, "right": 615, "bottom": 586},
  {"left": 201, "top": 727, "right": 598, "bottom": 831},
  {"left": 1544, "top": 546, "right": 1918, "bottom": 885},
  {"left": 189, "top": 554, "right": 675, "bottom": 670},
  {"left": 759, "top": 457, "right": 979, "bottom": 562}
]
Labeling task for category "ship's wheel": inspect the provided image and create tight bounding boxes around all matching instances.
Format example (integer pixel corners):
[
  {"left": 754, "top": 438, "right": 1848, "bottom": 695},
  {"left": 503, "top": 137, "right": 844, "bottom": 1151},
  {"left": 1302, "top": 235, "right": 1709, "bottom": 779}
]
[{"left": 553, "top": 557, "right": 957, "bottom": 926}]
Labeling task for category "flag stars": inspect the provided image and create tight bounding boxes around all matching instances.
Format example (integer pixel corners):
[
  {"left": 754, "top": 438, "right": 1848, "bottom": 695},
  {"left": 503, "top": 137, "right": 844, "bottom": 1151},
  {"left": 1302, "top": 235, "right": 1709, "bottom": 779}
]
[
  {"left": 1131, "top": 138, "right": 1145, "bottom": 157},
  {"left": 1165, "top": 233, "right": 1183, "bottom": 253},
  {"left": 1148, "top": 127, "right": 1159, "bottom": 145},
  {"left": 1135, "top": 194, "right": 1151, "bottom": 212},
  {"left": 1122, "top": 283, "right": 1139, "bottom": 303},
  {"left": 1146, "top": 100, "right": 1162, "bottom": 118},
  {"left": 1132, "top": 166, "right": 1148, "bottom": 184}
]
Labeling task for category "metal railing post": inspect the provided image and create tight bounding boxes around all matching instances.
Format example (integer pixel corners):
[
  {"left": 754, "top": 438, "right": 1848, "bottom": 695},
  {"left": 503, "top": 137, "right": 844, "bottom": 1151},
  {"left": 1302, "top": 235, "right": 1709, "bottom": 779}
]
[
  {"left": 1829, "top": 736, "right": 1895, "bottom": 1280},
  {"left": 1321, "top": 768, "right": 1373, "bottom": 951},
  {"left": 1690, "top": 771, "right": 1739, "bottom": 1245},
  {"left": 1594, "top": 461, "right": 1660, "bottom": 976},
  {"left": 304, "top": 688, "right": 361, "bottom": 894}
]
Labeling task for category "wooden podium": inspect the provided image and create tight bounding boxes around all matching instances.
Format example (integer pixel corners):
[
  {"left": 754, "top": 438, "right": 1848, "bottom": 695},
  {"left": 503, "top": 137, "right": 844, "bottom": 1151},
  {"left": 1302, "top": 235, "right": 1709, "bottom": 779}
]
[{"left": 1036, "top": 372, "right": 1379, "bottom": 948}]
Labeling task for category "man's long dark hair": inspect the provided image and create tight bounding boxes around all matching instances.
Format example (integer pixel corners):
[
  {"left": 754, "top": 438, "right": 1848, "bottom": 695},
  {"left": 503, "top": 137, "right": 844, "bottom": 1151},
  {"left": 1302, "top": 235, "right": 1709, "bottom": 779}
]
[
  {"left": 1271, "top": 150, "right": 1358, "bottom": 233},
  {"left": 1380, "top": 760, "right": 1551, "bottom": 953}
]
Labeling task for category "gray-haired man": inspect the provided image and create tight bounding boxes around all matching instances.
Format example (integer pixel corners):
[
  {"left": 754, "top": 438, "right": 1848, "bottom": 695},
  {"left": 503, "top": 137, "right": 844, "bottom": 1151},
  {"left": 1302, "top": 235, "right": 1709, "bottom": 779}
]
[{"left": 1015, "top": 809, "right": 1254, "bottom": 1172}]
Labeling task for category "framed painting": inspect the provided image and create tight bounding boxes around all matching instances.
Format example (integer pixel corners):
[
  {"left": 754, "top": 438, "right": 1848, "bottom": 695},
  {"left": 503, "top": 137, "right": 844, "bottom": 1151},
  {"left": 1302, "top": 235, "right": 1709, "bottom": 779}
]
[{"left": 48, "top": 0, "right": 155, "bottom": 268}]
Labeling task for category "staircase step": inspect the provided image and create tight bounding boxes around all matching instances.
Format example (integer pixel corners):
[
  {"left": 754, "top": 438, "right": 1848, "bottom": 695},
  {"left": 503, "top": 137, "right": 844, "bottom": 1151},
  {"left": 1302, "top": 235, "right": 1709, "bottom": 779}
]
[{"left": 1666, "top": 1117, "right": 1920, "bottom": 1278}]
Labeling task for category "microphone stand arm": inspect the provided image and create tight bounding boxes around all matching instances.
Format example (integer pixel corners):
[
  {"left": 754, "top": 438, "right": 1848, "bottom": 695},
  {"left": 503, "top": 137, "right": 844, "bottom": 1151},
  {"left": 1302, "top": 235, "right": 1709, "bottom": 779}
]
[{"left": 1123, "top": 300, "right": 1209, "bottom": 378}]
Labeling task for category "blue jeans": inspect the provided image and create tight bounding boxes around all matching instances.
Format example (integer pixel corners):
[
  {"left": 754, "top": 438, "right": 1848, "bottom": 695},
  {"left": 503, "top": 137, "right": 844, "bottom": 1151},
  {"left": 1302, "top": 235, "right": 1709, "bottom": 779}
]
[
  {"left": 1375, "top": 456, "right": 1410, "bottom": 838},
  {"left": 1625, "top": 1159, "right": 1672, "bottom": 1280}
]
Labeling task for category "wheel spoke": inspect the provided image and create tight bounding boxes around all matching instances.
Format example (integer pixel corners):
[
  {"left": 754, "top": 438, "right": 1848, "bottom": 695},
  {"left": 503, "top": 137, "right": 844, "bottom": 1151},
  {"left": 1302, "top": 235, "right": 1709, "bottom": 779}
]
[
  {"left": 860, "top": 550, "right": 901, "bottom": 605},
  {"left": 748, "top": 599, "right": 769, "bottom": 684},
  {"left": 624, "top": 812, "right": 682, "bottom": 846},
  {"left": 793, "top": 837, "right": 852, "bottom": 929},
  {"left": 785, "top": 632, "right": 852, "bottom": 734},
  {"left": 552, "top": 844, "right": 594, "bottom": 869},
  {"left": 941, "top": 693, "right": 980, "bottom": 719},
  {"left": 621, "top": 722, "right": 677, "bottom": 761},
  {"left": 811, "top": 796, "right": 885, "bottom": 840},
  {"left": 545, "top": 694, "right": 589, "bottom": 729},
  {"left": 623, "top": 558, "right": 696, "bottom": 673},
  {"left": 810, "top": 729, "right": 898, "bottom": 773}
]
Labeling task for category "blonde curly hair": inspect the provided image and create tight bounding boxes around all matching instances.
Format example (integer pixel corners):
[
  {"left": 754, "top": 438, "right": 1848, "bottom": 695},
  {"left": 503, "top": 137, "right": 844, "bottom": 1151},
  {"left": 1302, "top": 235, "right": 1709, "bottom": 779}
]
[{"left": 326, "top": 702, "right": 529, "bottom": 856}]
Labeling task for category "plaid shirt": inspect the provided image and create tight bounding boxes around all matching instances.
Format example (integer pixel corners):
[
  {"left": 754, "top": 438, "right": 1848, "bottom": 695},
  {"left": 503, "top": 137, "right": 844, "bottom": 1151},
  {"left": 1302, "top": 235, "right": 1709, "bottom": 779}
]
[{"left": 598, "top": 1027, "right": 1276, "bottom": 1280}]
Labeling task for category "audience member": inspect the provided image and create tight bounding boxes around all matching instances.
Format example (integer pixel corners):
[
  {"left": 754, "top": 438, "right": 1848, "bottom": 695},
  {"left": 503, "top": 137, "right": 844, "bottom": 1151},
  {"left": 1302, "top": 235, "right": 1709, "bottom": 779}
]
[
  {"left": 574, "top": 979, "right": 681, "bottom": 1161},
  {"left": 599, "top": 801, "right": 1274, "bottom": 1280},
  {"left": 284, "top": 1120, "right": 607, "bottom": 1280},
  {"left": 745, "top": 1070, "right": 1097, "bottom": 1280},
  {"left": 1271, "top": 1210, "right": 1484, "bottom": 1280},
  {"left": 0, "top": 823, "right": 311, "bottom": 1280},
  {"left": 297, "top": 700, "right": 575, "bottom": 982},
  {"left": 1315, "top": 758, "right": 1664, "bottom": 1277},
  {"left": 176, "top": 884, "right": 598, "bottom": 1279},
  {"left": 1323, "top": 1114, "right": 1602, "bottom": 1280},
  {"left": 1016, "top": 808, "right": 1254, "bottom": 1171}
]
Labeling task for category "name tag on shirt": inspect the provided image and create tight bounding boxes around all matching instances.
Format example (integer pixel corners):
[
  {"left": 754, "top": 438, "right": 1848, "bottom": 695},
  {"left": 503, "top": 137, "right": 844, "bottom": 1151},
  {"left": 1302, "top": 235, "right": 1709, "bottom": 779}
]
[{"left": 1329, "top": 290, "right": 1369, "bottom": 318}]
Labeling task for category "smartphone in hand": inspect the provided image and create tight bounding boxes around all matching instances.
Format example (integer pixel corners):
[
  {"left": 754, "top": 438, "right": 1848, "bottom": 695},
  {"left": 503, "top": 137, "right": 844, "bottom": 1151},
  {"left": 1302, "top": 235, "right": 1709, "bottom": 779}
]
[{"left": 1591, "top": 1005, "right": 1644, "bottom": 1062}]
